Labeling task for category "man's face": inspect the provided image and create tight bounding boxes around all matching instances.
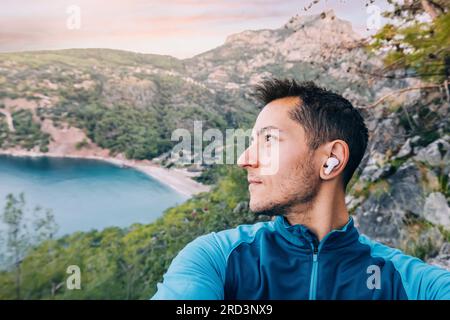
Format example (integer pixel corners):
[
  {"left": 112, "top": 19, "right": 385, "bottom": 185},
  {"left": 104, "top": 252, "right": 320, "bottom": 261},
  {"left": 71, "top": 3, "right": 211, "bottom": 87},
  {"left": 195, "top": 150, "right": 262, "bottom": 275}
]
[{"left": 237, "top": 97, "right": 321, "bottom": 216}]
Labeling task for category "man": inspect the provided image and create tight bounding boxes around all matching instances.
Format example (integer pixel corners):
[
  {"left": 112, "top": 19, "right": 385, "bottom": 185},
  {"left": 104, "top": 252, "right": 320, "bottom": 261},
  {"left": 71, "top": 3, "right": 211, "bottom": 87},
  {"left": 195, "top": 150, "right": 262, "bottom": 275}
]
[{"left": 152, "top": 79, "right": 450, "bottom": 300}]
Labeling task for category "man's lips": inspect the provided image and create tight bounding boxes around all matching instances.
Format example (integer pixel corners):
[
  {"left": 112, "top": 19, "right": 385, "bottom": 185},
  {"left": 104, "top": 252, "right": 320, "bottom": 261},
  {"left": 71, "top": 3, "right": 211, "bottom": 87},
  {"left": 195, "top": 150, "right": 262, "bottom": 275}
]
[
  {"left": 248, "top": 179, "right": 262, "bottom": 191},
  {"left": 248, "top": 178, "right": 263, "bottom": 185}
]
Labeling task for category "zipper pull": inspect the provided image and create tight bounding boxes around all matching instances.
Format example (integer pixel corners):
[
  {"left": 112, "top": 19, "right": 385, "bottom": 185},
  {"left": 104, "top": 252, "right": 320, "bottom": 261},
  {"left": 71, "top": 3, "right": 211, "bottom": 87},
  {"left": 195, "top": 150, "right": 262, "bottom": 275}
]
[{"left": 312, "top": 241, "right": 318, "bottom": 261}]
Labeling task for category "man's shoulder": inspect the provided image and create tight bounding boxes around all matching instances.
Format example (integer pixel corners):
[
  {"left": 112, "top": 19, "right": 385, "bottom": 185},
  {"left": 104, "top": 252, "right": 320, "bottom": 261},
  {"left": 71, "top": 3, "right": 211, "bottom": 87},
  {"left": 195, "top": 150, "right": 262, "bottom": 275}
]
[
  {"left": 358, "top": 233, "right": 430, "bottom": 268},
  {"left": 358, "top": 234, "right": 407, "bottom": 259},
  {"left": 189, "top": 220, "right": 276, "bottom": 258},
  {"left": 167, "top": 220, "right": 275, "bottom": 287}
]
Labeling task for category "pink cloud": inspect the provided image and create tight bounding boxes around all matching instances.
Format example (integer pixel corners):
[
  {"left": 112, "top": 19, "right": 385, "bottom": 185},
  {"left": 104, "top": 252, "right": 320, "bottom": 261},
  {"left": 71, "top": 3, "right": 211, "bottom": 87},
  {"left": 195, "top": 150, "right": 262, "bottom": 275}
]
[{"left": 0, "top": 0, "right": 390, "bottom": 58}]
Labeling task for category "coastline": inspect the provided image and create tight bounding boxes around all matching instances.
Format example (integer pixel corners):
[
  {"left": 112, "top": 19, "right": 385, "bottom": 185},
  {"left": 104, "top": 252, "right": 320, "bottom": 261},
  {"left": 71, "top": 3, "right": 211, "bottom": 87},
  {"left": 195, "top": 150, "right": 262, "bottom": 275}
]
[{"left": 0, "top": 149, "right": 211, "bottom": 197}]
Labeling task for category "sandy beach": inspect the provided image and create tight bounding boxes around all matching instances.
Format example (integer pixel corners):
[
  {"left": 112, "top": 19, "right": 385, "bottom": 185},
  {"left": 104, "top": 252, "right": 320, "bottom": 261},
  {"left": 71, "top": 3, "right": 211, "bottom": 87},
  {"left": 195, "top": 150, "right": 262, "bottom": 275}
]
[
  {"left": 0, "top": 101, "right": 210, "bottom": 197},
  {"left": 0, "top": 111, "right": 210, "bottom": 197},
  {"left": 0, "top": 149, "right": 211, "bottom": 197}
]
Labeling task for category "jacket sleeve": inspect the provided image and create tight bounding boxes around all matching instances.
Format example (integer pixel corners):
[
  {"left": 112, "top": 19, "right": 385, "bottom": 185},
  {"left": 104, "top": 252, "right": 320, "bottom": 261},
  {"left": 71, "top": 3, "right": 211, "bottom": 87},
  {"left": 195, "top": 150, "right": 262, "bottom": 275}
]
[
  {"left": 359, "top": 234, "right": 450, "bottom": 300},
  {"left": 394, "top": 253, "right": 450, "bottom": 300},
  {"left": 151, "top": 233, "right": 226, "bottom": 300}
]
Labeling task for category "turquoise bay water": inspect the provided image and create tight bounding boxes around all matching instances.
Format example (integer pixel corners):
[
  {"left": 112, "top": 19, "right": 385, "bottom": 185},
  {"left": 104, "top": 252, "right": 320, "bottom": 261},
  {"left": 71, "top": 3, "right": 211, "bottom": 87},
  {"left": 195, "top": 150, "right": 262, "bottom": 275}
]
[{"left": 0, "top": 155, "right": 188, "bottom": 236}]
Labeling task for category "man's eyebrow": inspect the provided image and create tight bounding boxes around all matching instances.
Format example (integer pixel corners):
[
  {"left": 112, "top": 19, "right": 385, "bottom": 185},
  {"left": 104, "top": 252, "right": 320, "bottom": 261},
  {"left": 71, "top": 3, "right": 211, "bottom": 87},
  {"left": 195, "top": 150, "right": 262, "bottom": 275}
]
[{"left": 255, "top": 126, "right": 282, "bottom": 136}]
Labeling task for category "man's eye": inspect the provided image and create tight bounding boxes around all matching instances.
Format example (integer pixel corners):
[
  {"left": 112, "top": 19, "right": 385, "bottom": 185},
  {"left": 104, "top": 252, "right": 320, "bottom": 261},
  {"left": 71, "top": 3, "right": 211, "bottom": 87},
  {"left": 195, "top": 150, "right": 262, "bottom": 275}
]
[{"left": 265, "top": 134, "right": 272, "bottom": 142}]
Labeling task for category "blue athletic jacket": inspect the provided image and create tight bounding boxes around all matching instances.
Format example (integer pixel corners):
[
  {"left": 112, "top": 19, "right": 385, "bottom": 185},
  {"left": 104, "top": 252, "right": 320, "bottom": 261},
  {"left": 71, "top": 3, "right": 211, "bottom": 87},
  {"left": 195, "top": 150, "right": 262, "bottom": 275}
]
[{"left": 152, "top": 215, "right": 450, "bottom": 300}]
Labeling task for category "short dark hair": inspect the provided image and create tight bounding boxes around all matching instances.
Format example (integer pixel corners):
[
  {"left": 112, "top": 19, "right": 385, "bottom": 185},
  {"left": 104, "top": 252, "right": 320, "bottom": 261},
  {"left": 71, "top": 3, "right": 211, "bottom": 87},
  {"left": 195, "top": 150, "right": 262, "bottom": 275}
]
[{"left": 253, "top": 78, "right": 368, "bottom": 190}]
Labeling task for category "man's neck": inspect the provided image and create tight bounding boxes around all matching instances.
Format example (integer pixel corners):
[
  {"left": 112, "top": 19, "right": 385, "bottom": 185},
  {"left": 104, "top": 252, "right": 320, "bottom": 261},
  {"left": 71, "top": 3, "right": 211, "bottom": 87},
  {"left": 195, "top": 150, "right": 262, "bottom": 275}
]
[{"left": 284, "top": 184, "right": 349, "bottom": 241}]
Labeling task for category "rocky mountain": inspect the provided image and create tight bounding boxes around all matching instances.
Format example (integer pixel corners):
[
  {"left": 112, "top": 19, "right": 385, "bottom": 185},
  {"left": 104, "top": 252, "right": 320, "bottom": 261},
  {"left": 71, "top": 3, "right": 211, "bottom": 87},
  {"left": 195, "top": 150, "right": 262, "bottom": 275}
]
[
  {"left": 0, "top": 10, "right": 413, "bottom": 159},
  {"left": 0, "top": 10, "right": 449, "bottom": 267},
  {"left": 350, "top": 88, "right": 450, "bottom": 267}
]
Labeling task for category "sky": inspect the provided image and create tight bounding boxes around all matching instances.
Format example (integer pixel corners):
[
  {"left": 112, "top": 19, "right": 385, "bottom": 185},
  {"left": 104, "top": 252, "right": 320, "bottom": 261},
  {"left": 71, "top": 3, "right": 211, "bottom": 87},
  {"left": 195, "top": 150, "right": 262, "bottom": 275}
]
[{"left": 0, "top": 0, "right": 392, "bottom": 59}]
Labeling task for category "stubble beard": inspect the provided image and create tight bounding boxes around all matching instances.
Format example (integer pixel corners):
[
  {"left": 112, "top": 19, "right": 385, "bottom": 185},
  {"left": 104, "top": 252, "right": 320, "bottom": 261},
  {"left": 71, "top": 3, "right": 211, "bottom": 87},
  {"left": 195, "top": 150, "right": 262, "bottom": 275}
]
[{"left": 250, "top": 153, "right": 320, "bottom": 218}]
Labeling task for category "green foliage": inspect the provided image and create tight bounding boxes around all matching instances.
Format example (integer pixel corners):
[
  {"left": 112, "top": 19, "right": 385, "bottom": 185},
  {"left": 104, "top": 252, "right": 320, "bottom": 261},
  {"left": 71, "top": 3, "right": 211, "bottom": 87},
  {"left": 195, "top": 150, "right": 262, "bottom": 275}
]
[
  {"left": 0, "top": 117, "right": 9, "bottom": 148},
  {"left": 90, "top": 106, "right": 160, "bottom": 159},
  {"left": 193, "top": 164, "right": 230, "bottom": 185},
  {"left": 5, "top": 110, "right": 50, "bottom": 152},
  {"left": 0, "top": 47, "right": 253, "bottom": 160},
  {"left": 0, "top": 49, "right": 185, "bottom": 72},
  {"left": 402, "top": 217, "right": 441, "bottom": 261},
  {"left": 406, "top": 239, "right": 437, "bottom": 261},
  {"left": 0, "top": 193, "right": 58, "bottom": 299},
  {"left": 75, "top": 139, "right": 89, "bottom": 150},
  {"left": 438, "top": 171, "right": 449, "bottom": 198},
  {"left": 370, "top": 1, "right": 450, "bottom": 83}
]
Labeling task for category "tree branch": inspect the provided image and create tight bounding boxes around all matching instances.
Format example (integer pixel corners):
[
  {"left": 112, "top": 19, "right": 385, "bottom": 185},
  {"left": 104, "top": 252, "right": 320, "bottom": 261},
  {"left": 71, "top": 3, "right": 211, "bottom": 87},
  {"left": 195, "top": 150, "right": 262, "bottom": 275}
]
[
  {"left": 360, "top": 84, "right": 442, "bottom": 108},
  {"left": 421, "top": 0, "right": 440, "bottom": 19}
]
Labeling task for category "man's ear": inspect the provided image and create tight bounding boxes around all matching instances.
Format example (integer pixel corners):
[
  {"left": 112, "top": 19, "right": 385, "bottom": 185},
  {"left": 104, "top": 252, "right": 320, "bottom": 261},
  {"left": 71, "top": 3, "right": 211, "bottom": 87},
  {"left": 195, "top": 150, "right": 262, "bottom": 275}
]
[{"left": 319, "top": 140, "right": 349, "bottom": 181}]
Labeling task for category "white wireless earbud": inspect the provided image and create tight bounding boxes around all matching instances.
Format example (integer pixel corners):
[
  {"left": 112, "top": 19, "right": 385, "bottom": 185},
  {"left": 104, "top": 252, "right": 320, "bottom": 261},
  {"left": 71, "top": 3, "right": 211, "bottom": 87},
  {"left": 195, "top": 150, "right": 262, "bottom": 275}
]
[{"left": 324, "top": 157, "right": 339, "bottom": 175}]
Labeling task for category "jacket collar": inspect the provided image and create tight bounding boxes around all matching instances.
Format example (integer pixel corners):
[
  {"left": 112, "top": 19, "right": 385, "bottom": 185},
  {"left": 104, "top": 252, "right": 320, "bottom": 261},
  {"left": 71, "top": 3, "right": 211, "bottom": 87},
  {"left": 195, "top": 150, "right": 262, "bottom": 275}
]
[{"left": 273, "top": 215, "right": 359, "bottom": 252}]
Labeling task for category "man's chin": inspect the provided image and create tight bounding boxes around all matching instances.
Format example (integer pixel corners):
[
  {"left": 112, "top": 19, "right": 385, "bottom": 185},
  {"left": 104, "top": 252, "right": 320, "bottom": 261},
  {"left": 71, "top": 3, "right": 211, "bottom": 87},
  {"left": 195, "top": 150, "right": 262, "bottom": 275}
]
[{"left": 249, "top": 201, "right": 282, "bottom": 217}]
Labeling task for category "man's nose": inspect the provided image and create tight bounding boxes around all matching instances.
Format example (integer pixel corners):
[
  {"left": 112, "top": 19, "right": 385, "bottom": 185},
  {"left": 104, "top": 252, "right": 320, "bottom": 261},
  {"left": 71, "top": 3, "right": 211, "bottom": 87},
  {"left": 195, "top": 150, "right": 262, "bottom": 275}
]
[{"left": 237, "top": 144, "right": 258, "bottom": 168}]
